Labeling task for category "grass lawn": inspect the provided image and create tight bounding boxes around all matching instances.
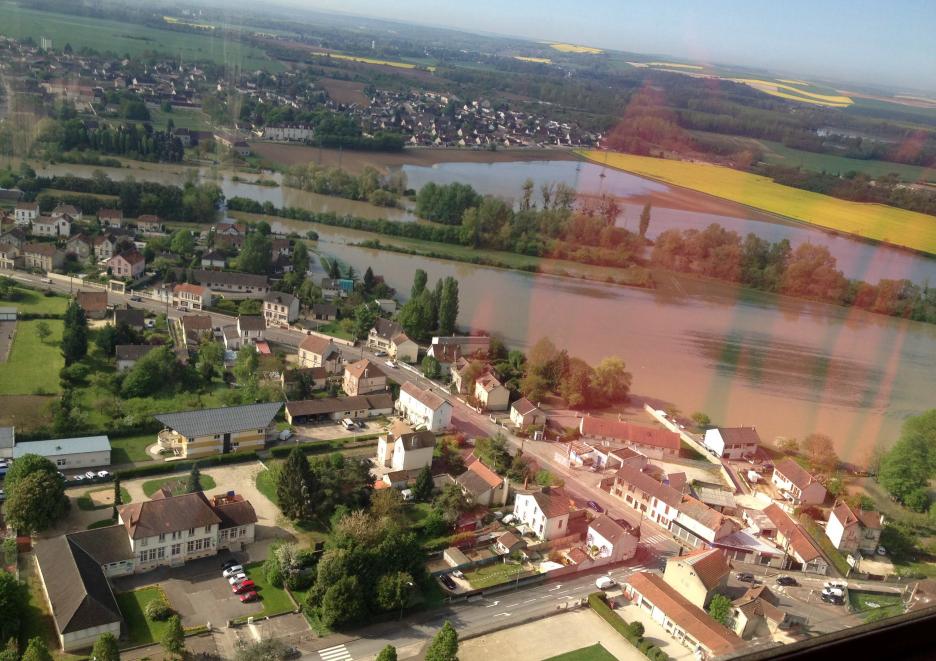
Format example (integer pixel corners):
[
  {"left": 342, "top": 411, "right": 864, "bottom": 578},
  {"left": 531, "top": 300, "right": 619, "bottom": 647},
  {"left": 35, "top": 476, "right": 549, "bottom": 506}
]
[
  {"left": 142, "top": 474, "right": 217, "bottom": 498},
  {"left": 545, "top": 644, "right": 619, "bottom": 661},
  {"left": 76, "top": 485, "right": 133, "bottom": 510},
  {"left": 315, "top": 321, "right": 354, "bottom": 341},
  {"left": 255, "top": 464, "right": 331, "bottom": 547},
  {"left": 580, "top": 150, "right": 936, "bottom": 255},
  {"left": 240, "top": 562, "right": 295, "bottom": 618},
  {"left": 116, "top": 587, "right": 171, "bottom": 647},
  {"left": 88, "top": 517, "right": 117, "bottom": 529},
  {"left": 255, "top": 464, "right": 278, "bottom": 505},
  {"left": 799, "top": 515, "right": 851, "bottom": 576},
  {"left": 0, "top": 287, "right": 68, "bottom": 315},
  {"left": 847, "top": 589, "right": 906, "bottom": 622},
  {"left": 0, "top": 320, "right": 63, "bottom": 395},
  {"left": 464, "top": 560, "right": 525, "bottom": 589},
  {"left": 110, "top": 432, "right": 158, "bottom": 464},
  {"left": 0, "top": 3, "right": 281, "bottom": 71},
  {"left": 148, "top": 107, "right": 213, "bottom": 132}
]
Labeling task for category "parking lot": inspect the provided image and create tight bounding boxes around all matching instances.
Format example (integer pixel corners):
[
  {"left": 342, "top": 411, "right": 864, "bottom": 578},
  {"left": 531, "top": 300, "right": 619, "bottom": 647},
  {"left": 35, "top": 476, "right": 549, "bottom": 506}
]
[{"left": 113, "top": 553, "right": 263, "bottom": 627}]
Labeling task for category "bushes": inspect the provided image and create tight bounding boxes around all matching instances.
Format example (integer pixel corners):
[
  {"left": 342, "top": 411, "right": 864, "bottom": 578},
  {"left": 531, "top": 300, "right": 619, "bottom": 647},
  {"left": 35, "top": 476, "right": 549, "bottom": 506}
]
[
  {"left": 588, "top": 592, "right": 668, "bottom": 661},
  {"left": 268, "top": 435, "right": 379, "bottom": 458},
  {"left": 144, "top": 594, "right": 173, "bottom": 621}
]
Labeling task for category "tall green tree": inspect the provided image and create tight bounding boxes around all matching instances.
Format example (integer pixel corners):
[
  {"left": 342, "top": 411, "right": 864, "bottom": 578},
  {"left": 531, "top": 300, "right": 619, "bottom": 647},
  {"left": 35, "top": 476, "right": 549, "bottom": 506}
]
[
  {"left": 879, "top": 410, "right": 936, "bottom": 507},
  {"left": 375, "top": 645, "right": 397, "bottom": 661},
  {"left": 437, "top": 277, "right": 459, "bottom": 336},
  {"left": 277, "top": 448, "right": 316, "bottom": 521},
  {"left": 4, "top": 454, "right": 58, "bottom": 490},
  {"left": 0, "top": 573, "right": 29, "bottom": 645},
  {"left": 20, "top": 637, "right": 52, "bottom": 661},
  {"left": 639, "top": 202, "right": 652, "bottom": 238},
  {"left": 425, "top": 621, "right": 458, "bottom": 661},
  {"left": 376, "top": 571, "right": 414, "bottom": 612},
  {"left": 411, "top": 269, "right": 428, "bottom": 300},
  {"left": 413, "top": 465, "right": 434, "bottom": 502},
  {"left": 186, "top": 463, "right": 203, "bottom": 493},
  {"left": 62, "top": 299, "right": 88, "bottom": 365},
  {"left": 319, "top": 575, "right": 366, "bottom": 628},
  {"left": 169, "top": 229, "right": 195, "bottom": 256},
  {"left": 591, "top": 357, "right": 633, "bottom": 405},
  {"left": 239, "top": 233, "right": 273, "bottom": 275},
  {"left": 707, "top": 593, "right": 733, "bottom": 626},
  {"left": 196, "top": 340, "right": 225, "bottom": 383},
  {"left": 113, "top": 474, "right": 122, "bottom": 519},
  {"left": 351, "top": 303, "right": 377, "bottom": 342},
  {"left": 363, "top": 267, "right": 375, "bottom": 292},
  {"left": 421, "top": 355, "right": 440, "bottom": 379},
  {"left": 292, "top": 241, "right": 310, "bottom": 275},
  {"left": 161, "top": 615, "right": 185, "bottom": 658},
  {"left": 90, "top": 633, "right": 120, "bottom": 661},
  {"left": 4, "top": 471, "right": 69, "bottom": 533}
]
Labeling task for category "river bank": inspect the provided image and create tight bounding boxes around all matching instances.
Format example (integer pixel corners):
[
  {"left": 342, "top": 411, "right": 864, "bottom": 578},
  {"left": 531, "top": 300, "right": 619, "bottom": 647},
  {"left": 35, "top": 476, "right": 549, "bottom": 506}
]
[{"left": 247, "top": 143, "right": 580, "bottom": 175}]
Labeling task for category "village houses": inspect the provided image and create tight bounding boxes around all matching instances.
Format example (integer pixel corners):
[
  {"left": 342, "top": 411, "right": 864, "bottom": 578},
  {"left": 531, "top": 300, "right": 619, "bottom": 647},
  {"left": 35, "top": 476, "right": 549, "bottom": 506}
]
[
  {"left": 771, "top": 458, "right": 827, "bottom": 507},
  {"left": 298, "top": 334, "right": 343, "bottom": 372},
  {"left": 263, "top": 291, "right": 300, "bottom": 324},
  {"left": 397, "top": 382, "right": 453, "bottom": 432},
  {"left": 343, "top": 359, "right": 388, "bottom": 397}
]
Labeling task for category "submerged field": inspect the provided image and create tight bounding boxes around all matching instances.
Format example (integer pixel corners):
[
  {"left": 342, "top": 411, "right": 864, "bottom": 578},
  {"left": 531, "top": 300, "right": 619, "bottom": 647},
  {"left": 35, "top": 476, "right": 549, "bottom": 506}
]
[{"left": 580, "top": 150, "right": 936, "bottom": 255}]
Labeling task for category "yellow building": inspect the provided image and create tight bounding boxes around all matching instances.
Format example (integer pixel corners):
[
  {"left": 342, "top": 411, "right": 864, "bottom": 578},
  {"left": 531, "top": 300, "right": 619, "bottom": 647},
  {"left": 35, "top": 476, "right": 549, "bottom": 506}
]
[{"left": 155, "top": 402, "right": 283, "bottom": 459}]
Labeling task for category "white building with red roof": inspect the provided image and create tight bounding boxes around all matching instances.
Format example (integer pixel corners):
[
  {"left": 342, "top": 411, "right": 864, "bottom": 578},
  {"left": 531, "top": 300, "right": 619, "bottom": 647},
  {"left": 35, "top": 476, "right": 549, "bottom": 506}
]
[
  {"left": 579, "top": 416, "right": 681, "bottom": 459},
  {"left": 397, "top": 382, "right": 453, "bottom": 432}
]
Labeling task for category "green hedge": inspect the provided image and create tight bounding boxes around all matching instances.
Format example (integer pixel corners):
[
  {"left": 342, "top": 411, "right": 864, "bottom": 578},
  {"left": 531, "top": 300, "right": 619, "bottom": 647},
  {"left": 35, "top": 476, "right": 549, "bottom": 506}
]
[
  {"left": 588, "top": 592, "right": 668, "bottom": 661},
  {"left": 116, "top": 451, "right": 259, "bottom": 479},
  {"left": 269, "top": 434, "right": 380, "bottom": 458}
]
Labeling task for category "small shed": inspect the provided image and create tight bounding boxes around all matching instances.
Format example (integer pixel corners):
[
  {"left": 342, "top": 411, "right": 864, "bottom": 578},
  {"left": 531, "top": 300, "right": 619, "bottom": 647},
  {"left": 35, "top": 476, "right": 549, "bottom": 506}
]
[{"left": 0, "top": 307, "right": 16, "bottom": 321}]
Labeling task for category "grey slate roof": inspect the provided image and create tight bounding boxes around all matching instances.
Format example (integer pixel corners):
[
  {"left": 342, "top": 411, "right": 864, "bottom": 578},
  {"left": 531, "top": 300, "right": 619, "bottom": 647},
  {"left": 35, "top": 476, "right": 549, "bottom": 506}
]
[
  {"left": 13, "top": 435, "right": 111, "bottom": 459},
  {"left": 115, "top": 344, "right": 155, "bottom": 362},
  {"left": 66, "top": 525, "right": 134, "bottom": 565},
  {"left": 35, "top": 534, "right": 123, "bottom": 635},
  {"left": 154, "top": 402, "right": 283, "bottom": 438}
]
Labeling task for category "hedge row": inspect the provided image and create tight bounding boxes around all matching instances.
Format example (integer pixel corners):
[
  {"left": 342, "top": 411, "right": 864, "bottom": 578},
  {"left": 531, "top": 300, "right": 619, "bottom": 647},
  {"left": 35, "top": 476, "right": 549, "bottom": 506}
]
[
  {"left": 269, "top": 434, "right": 380, "bottom": 458},
  {"left": 116, "top": 451, "right": 259, "bottom": 479},
  {"left": 16, "top": 312, "right": 65, "bottom": 320},
  {"left": 588, "top": 592, "right": 669, "bottom": 661},
  {"left": 15, "top": 422, "right": 163, "bottom": 444}
]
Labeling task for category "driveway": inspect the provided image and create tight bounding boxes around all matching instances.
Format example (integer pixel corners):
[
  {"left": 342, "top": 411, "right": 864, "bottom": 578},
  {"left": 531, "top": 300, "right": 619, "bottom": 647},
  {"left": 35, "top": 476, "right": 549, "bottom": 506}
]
[{"left": 113, "top": 553, "right": 262, "bottom": 627}]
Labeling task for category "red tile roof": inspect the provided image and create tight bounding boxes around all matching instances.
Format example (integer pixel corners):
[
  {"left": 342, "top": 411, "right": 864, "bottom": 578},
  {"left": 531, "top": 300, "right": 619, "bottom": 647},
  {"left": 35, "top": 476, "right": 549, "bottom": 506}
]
[
  {"left": 76, "top": 290, "right": 107, "bottom": 312},
  {"left": 173, "top": 283, "right": 206, "bottom": 296},
  {"left": 580, "top": 417, "right": 680, "bottom": 450},
  {"left": 299, "top": 334, "right": 337, "bottom": 357},
  {"left": 614, "top": 464, "right": 683, "bottom": 508},
  {"left": 676, "top": 547, "right": 730, "bottom": 590},
  {"left": 627, "top": 572, "right": 743, "bottom": 655},
  {"left": 762, "top": 504, "right": 823, "bottom": 563},
  {"left": 773, "top": 458, "right": 822, "bottom": 492}
]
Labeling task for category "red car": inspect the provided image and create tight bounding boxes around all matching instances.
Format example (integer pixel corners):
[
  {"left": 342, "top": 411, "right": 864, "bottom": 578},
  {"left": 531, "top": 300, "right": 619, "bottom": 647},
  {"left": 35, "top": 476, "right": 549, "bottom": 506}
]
[
  {"left": 232, "top": 580, "right": 255, "bottom": 594},
  {"left": 239, "top": 590, "right": 259, "bottom": 603}
]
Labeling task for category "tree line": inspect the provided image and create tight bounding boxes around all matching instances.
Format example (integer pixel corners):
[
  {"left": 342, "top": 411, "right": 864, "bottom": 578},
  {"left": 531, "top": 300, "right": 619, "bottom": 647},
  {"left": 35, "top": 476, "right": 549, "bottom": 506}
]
[
  {"left": 284, "top": 163, "right": 406, "bottom": 208},
  {"left": 35, "top": 117, "right": 185, "bottom": 163},
  {"left": 652, "top": 223, "right": 936, "bottom": 324},
  {"left": 397, "top": 269, "right": 460, "bottom": 342}
]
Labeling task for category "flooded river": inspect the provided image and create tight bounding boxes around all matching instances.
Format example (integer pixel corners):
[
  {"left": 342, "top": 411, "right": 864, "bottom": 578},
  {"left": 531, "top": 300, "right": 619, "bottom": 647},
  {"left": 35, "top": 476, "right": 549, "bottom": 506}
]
[{"left": 36, "top": 158, "right": 936, "bottom": 461}]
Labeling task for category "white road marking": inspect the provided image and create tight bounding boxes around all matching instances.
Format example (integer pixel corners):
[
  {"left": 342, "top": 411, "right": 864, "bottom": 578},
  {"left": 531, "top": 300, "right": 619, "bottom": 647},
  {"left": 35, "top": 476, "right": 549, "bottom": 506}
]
[
  {"left": 484, "top": 600, "right": 501, "bottom": 608},
  {"left": 494, "top": 612, "right": 512, "bottom": 618},
  {"left": 548, "top": 585, "right": 563, "bottom": 591},
  {"left": 318, "top": 645, "right": 352, "bottom": 661}
]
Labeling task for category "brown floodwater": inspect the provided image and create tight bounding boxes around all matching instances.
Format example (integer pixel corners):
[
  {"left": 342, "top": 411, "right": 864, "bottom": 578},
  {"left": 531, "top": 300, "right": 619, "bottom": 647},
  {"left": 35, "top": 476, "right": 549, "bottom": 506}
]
[{"left": 307, "top": 228, "right": 936, "bottom": 466}]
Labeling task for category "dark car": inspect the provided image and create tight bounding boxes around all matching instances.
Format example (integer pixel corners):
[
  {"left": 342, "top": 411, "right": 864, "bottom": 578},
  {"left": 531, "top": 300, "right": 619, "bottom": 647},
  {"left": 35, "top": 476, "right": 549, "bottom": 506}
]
[
  {"left": 221, "top": 559, "right": 240, "bottom": 570},
  {"left": 821, "top": 592, "right": 844, "bottom": 605},
  {"left": 439, "top": 574, "right": 457, "bottom": 590},
  {"left": 736, "top": 572, "right": 756, "bottom": 583},
  {"left": 776, "top": 576, "right": 798, "bottom": 586},
  {"left": 586, "top": 500, "right": 604, "bottom": 513}
]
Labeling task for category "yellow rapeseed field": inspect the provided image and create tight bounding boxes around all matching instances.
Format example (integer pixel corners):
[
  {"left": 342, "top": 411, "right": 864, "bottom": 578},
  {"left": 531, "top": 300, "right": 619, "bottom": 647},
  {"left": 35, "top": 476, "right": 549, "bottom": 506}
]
[
  {"left": 549, "top": 43, "right": 604, "bottom": 54},
  {"left": 310, "top": 52, "right": 429, "bottom": 70},
  {"left": 733, "top": 79, "right": 853, "bottom": 107},
  {"left": 514, "top": 56, "right": 552, "bottom": 64},
  {"left": 579, "top": 150, "right": 936, "bottom": 255}
]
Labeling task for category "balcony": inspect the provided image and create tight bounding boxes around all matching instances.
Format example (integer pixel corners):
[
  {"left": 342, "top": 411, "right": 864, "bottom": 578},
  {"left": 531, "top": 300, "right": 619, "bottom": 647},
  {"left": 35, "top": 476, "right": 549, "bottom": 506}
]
[{"left": 157, "top": 429, "right": 184, "bottom": 456}]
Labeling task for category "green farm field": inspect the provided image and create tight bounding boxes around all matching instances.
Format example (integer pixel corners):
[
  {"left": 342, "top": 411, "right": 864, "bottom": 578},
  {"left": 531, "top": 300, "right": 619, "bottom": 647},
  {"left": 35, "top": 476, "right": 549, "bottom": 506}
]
[
  {"left": 0, "top": 319, "right": 63, "bottom": 395},
  {"left": 0, "top": 2, "right": 282, "bottom": 72},
  {"left": 759, "top": 140, "right": 934, "bottom": 182}
]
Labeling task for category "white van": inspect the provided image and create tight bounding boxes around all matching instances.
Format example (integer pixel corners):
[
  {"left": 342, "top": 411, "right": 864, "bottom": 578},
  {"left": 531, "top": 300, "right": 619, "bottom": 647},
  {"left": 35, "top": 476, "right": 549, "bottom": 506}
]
[
  {"left": 595, "top": 576, "right": 616, "bottom": 590},
  {"left": 341, "top": 418, "right": 356, "bottom": 431}
]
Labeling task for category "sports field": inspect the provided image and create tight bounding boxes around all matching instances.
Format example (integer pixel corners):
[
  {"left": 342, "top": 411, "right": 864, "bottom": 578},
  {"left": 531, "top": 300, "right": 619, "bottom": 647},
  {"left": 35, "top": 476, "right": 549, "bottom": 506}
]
[
  {"left": 581, "top": 150, "right": 936, "bottom": 255},
  {"left": 0, "top": 3, "right": 280, "bottom": 71},
  {"left": 0, "top": 319, "right": 63, "bottom": 395}
]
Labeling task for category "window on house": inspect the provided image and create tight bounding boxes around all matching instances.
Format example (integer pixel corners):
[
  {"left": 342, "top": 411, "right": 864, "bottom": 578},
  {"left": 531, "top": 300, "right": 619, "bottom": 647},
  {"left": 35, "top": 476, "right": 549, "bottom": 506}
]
[
  {"left": 158, "top": 533, "right": 165, "bottom": 542},
  {"left": 140, "top": 537, "right": 148, "bottom": 547},
  {"left": 171, "top": 543, "right": 181, "bottom": 555},
  {"left": 204, "top": 525, "right": 211, "bottom": 533},
  {"left": 189, "top": 528, "right": 195, "bottom": 536}
]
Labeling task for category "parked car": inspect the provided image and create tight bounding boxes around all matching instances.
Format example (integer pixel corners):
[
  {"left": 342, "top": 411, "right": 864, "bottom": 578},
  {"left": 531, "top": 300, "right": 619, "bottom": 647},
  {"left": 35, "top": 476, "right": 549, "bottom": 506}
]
[
  {"left": 595, "top": 576, "right": 616, "bottom": 590},
  {"left": 232, "top": 580, "right": 256, "bottom": 594},
  {"left": 502, "top": 514, "right": 516, "bottom": 525},
  {"left": 439, "top": 574, "right": 457, "bottom": 590},
  {"left": 96, "top": 470, "right": 111, "bottom": 480},
  {"left": 84, "top": 471, "right": 97, "bottom": 480},
  {"left": 586, "top": 500, "right": 604, "bottom": 513},
  {"left": 221, "top": 559, "right": 240, "bottom": 570},
  {"left": 228, "top": 573, "right": 248, "bottom": 585},
  {"left": 451, "top": 570, "right": 465, "bottom": 580},
  {"left": 384, "top": 360, "right": 397, "bottom": 368},
  {"left": 877, "top": 545, "right": 887, "bottom": 556},
  {"left": 821, "top": 592, "right": 845, "bottom": 605},
  {"left": 70, "top": 475, "right": 85, "bottom": 484},
  {"left": 283, "top": 647, "right": 301, "bottom": 660},
  {"left": 374, "top": 350, "right": 388, "bottom": 357},
  {"left": 776, "top": 576, "right": 798, "bottom": 586},
  {"left": 278, "top": 429, "right": 294, "bottom": 442},
  {"left": 239, "top": 591, "right": 259, "bottom": 603},
  {"left": 824, "top": 580, "right": 848, "bottom": 590},
  {"left": 736, "top": 572, "right": 756, "bottom": 583},
  {"left": 222, "top": 565, "right": 244, "bottom": 578},
  {"left": 129, "top": 295, "right": 142, "bottom": 302},
  {"left": 144, "top": 319, "right": 155, "bottom": 329}
]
